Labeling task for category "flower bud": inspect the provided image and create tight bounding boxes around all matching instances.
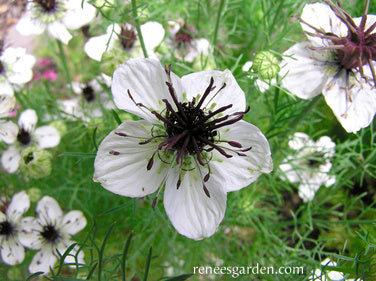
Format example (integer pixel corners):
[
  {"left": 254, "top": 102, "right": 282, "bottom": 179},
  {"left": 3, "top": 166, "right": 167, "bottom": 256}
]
[
  {"left": 100, "top": 47, "right": 129, "bottom": 77},
  {"left": 19, "top": 147, "right": 52, "bottom": 179},
  {"left": 49, "top": 120, "right": 67, "bottom": 136},
  {"left": 27, "top": 187, "right": 42, "bottom": 202},
  {"left": 192, "top": 55, "right": 215, "bottom": 71},
  {"left": 251, "top": 51, "right": 279, "bottom": 80}
]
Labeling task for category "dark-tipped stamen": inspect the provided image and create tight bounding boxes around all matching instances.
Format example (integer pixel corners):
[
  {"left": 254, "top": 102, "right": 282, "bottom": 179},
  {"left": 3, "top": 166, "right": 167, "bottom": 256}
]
[
  {"left": 196, "top": 77, "right": 215, "bottom": 109},
  {"left": 203, "top": 185, "right": 211, "bottom": 198}
]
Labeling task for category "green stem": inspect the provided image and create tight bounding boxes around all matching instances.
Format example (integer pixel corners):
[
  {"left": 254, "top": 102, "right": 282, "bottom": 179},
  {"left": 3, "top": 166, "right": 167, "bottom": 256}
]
[
  {"left": 212, "top": 0, "right": 226, "bottom": 50},
  {"left": 131, "top": 0, "right": 148, "bottom": 58},
  {"left": 56, "top": 40, "right": 73, "bottom": 92},
  {"left": 288, "top": 95, "right": 322, "bottom": 131}
]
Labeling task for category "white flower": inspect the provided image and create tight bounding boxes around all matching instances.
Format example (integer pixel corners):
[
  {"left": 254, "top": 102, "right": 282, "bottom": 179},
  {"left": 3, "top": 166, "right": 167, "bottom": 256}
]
[
  {"left": 0, "top": 95, "right": 19, "bottom": 144},
  {"left": 0, "top": 191, "right": 30, "bottom": 265},
  {"left": 16, "top": 0, "right": 96, "bottom": 44},
  {"left": 166, "top": 21, "right": 212, "bottom": 63},
  {"left": 19, "top": 196, "right": 87, "bottom": 274},
  {"left": 60, "top": 75, "right": 114, "bottom": 121},
  {"left": 309, "top": 258, "right": 362, "bottom": 281},
  {"left": 279, "top": 1, "right": 376, "bottom": 133},
  {"left": 1, "top": 109, "right": 60, "bottom": 173},
  {"left": 0, "top": 47, "right": 36, "bottom": 96},
  {"left": 94, "top": 58, "right": 273, "bottom": 240},
  {"left": 84, "top": 21, "right": 165, "bottom": 61},
  {"left": 280, "top": 132, "right": 336, "bottom": 202}
]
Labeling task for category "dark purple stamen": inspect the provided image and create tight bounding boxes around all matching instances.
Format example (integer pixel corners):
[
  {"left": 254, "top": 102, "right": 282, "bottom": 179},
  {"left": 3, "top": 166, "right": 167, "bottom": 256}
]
[
  {"left": 119, "top": 26, "right": 137, "bottom": 50},
  {"left": 34, "top": 0, "right": 57, "bottom": 12},
  {"left": 302, "top": 0, "right": 376, "bottom": 85}
]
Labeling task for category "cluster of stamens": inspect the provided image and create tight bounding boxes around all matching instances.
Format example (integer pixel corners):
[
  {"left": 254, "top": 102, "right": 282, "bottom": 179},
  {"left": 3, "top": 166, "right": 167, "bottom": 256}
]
[
  {"left": 174, "top": 25, "right": 194, "bottom": 48},
  {"left": 82, "top": 85, "right": 95, "bottom": 102},
  {"left": 113, "top": 65, "right": 251, "bottom": 202},
  {"left": 0, "top": 220, "right": 14, "bottom": 237},
  {"left": 40, "top": 224, "right": 60, "bottom": 243},
  {"left": 34, "top": 0, "right": 57, "bottom": 12},
  {"left": 301, "top": 0, "right": 376, "bottom": 86},
  {"left": 17, "top": 128, "right": 32, "bottom": 146},
  {"left": 119, "top": 26, "right": 137, "bottom": 50}
]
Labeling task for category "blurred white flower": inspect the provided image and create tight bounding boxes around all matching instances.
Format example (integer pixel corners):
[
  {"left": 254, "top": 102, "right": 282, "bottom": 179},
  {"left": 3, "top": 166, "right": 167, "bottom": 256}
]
[
  {"left": 166, "top": 20, "right": 212, "bottom": 63},
  {"left": 0, "top": 95, "right": 18, "bottom": 144},
  {"left": 280, "top": 132, "right": 336, "bottom": 202},
  {"left": 94, "top": 58, "right": 273, "bottom": 240},
  {"left": 0, "top": 191, "right": 30, "bottom": 265},
  {"left": 19, "top": 196, "right": 87, "bottom": 274},
  {"left": 309, "top": 258, "right": 362, "bottom": 281},
  {"left": 1, "top": 109, "right": 60, "bottom": 173},
  {"left": 0, "top": 47, "right": 36, "bottom": 96},
  {"left": 279, "top": 1, "right": 376, "bottom": 133},
  {"left": 16, "top": 0, "right": 96, "bottom": 44},
  {"left": 84, "top": 22, "right": 165, "bottom": 61}
]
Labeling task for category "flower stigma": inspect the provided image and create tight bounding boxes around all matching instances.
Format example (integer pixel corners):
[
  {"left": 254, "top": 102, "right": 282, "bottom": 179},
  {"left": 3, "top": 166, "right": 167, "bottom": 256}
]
[
  {"left": 301, "top": 0, "right": 376, "bottom": 85},
  {"left": 17, "top": 128, "right": 32, "bottom": 146},
  {"left": 118, "top": 65, "right": 252, "bottom": 203},
  {"left": 41, "top": 224, "right": 60, "bottom": 243}
]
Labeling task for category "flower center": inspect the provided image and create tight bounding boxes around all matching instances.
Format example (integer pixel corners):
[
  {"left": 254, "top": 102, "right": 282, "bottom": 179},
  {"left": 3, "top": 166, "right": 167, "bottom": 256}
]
[
  {"left": 119, "top": 26, "right": 137, "bottom": 50},
  {"left": 34, "top": 0, "right": 57, "bottom": 12},
  {"left": 0, "top": 221, "right": 14, "bottom": 237},
  {"left": 83, "top": 85, "right": 95, "bottom": 102},
  {"left": 307, "top": 153, "right": 325, "bottom": 168},
  {"left": 174, "top": 26, "right": 194, "bottom": 48},
  {"left": 17, "top": 128, "right": 31, "bottom": 145},
  {"left": 0, "top": 60, "right": 4, "bottom": 75},
  {"left": 302, "top": 0, "right": 376, "bottom": 85},
  {"left": 41, "top": 225, "right": 60, "bottom": 243}
]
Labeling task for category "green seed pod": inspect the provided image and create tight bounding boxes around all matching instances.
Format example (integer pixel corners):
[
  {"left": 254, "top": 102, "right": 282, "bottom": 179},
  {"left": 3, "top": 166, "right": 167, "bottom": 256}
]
[
  {"left": 192, "top": 55, "right": 215, "bottom": 71},
  {"left": 100, "top": 47, "right": 129, "bottom": 77},
  {"left": 251, "top": 51, "right": 280, "bottom": 80},
  {"left": 49, "top": 120, "right": 67, "bottom": 136},
  {"left": 19, "top": 147, "right": 52, "bottom": 179},
  {"left": 27, "top": 187, "right": 42, "bottom": 202}
]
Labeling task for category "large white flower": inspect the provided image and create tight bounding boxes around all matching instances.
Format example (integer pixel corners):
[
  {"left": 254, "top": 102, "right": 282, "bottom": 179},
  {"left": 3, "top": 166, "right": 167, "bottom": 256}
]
[
  {"left": 280, "top": 132, "right": 336, "bottom": 202},
  {"left": 166, "top": 21, "right": 212, "bottom": 63},
  {"left": 0, "top": 47, "right": 36, "bottom": 96},
  {"left": 1, "top": 109, "right": 60, "bottom": 173},
  {"left": 0, "top": 191, "right": 30, "bottom": 265},
  {"left": 279, "top": 1, "right": 376, "bottom": 133},
  {"left": 84, "top": 21, "right": 165, "bottom": 61},
  {"left": 16, "top": 0, "right": 96, "bottom": 44},
  {"left": 94, "top": 58, "right": 273, "bottom": 240},
  {"left": 18, "top": 196, "right": 87, "bottom": 274}
]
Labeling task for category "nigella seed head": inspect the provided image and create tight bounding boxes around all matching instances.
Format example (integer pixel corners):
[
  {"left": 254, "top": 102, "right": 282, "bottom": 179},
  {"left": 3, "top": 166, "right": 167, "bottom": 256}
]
[
  {"left": 17, "top": 128, "right": 32, "bottom": 146},
  {"left": 120, "top": 26, "right": 137, "bottom": 50},
  {"left": 303, "top": 0, "right": 376, "bottom": 84},
  {"left": 0, "top": 221, "right": 14, "bottom": 237},
  {"left": 34, "top": 0, "right": 57, "bottom": 12},
  {"left": 82, "top": 85, "right": 95, "bottom": 102},
  {"left": 41, "top": 225, "right": 60, "bottom": 243}
]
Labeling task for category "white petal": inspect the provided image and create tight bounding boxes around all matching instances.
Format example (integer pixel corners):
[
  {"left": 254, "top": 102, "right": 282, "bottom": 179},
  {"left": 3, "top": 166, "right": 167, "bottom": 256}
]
[
  {"left": 18, "top": 109, "right": 37, "bottom": 132},
  {"left": 84, "top": 33, "right": 115, "bottom": 61},
  {"left": 15, "top": 12, "right": 45, "bottom": 36},
  {"left": 164, "top": 166, "right": 227, "bottom": 240},
  {"left": 57, "top": 240, "right": 84, "bottom": 267},
  {"left": 280, "top": 42, "right": 332, "bottom": 99},
  {"left": 94, "top": 120, "right": 168, "bottom": 197},
  {"left": 181, "top": 69, "right": 246, "bottom": 115},
  {"left": 0, "top": 95, "right": 15, "bottom": 118},
  {"left": 300, "top": 3, "right": 347, "bottom": 46},
  {"left": 141, "top": 21, "right": 165, "bottom": 51},
  {"left": 36, "top": 196, "right": 63, "bottom": 226},
  {"left": 280, "top": 161, "right": 301, "bottom": 183},
  {"left": 61, "top": 211, "right": 87, "bottom": 235},
  {"left": 323, "top": 71, "right": 376, "bottom": 133},
  {"left": 18, "top": 217, "right": 43, "bottom": 250},
  {"left": 1, "top": 237, "right": 25, "bottom": 265},
  {"left": 288, "top": 132, "right": 312, "bottom": 150},
  {"left": 0, "top": 81, "right": 14, "bottom": 96},
  {"left": 62, "top": 0, "right": 96, "bottom": 30},
  {"left": 183, "top": 38, "right": 211, "bottom": 63},
  {"left": 0, "top": 120, "right": 18, "bottom": 144},
  {"left": 298, "top": 182, "right": 320, "bottom": 202},
  {"left": 210, "top": 120, "right": 273, "bottom": 192},
  {"left": 29, "top": 248, "right": 57, "bottom": 274},
  {"left": 1, "top": 146, "right": 21, "bottom": 173},
  {"left": 111, "top": 58, "right": 183, "bottom": 122},
  {"left": 8, "top": 54, "right": 36, "bottom": 84},
  {"left": 34, "top": 126, "right": 61, "bottom": 149},
  {"left": 47, "top": 22, "right": 72, "bottom": 44},
  {"left": 7, "top": 191, "right": 30, "bottom": 221}
]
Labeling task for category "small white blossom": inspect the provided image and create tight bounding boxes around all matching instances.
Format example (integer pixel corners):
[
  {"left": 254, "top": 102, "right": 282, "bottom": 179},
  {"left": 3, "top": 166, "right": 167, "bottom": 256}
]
[
  {"left": 309, "top": 258, "right": 362, "bottom": 281},
  {"left": 279, "top": 1, "right": 376, "bottom": 133},
  {"left": 84, "top": 22, "right": 165, "bottom": 61},
  {"left": 0, "top": 95, "right": 18, "bottom": 144},
  {"left": 1, "top": 109, "right": 60, "bottom": 173},
  {"left": 94, "top": 58, "right": 273, "bottom": 240},
  {"left": 280, "top": 132, "right": 336, "bottom": 202},
  {"left": 0, "top": 191, "right": 30, "bottom": 265},
  {"left": 19, "top": 196, "right": 87, "bottom": 274},
  {"left": 16, "top": 0, "right": 96, "bottom": 44}
]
